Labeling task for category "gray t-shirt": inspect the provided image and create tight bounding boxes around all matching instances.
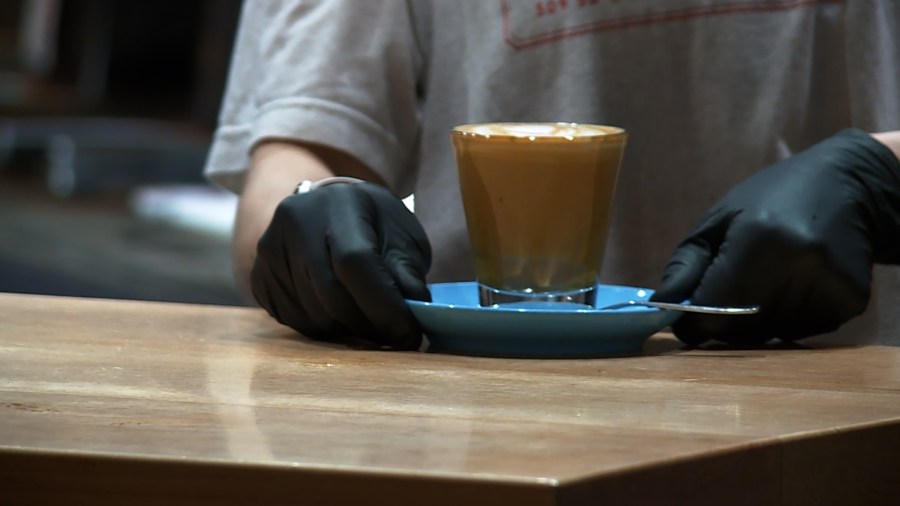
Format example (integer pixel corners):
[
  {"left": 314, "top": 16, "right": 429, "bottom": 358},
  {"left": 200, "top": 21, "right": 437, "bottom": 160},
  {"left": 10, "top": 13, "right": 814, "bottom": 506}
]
[{"left": 205, "top": 0, "right": 900, "bottom": 344}]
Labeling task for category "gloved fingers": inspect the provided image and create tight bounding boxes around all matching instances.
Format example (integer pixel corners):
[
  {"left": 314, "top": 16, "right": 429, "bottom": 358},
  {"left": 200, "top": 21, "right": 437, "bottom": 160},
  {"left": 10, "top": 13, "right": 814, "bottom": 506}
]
[
  {"left": 670, "top": 220, "right": 869, "bottom": 345},
  {"left": 677, "top": 282, "right": 846, "bottom": 345},
  {"left": 362, "top": 182, "right": 434, "bottom": 298},
  {"left": 651, "top": 208, "right": 732, "bottom": 304},
  {"left": 666, "top": 217, "right": 784, "bottom": 345},
  {"left": 308, "top": 186, "right": 424, "bottom": 349},
  {"left": 672, "top": 313, "right": 772, "bottom": 346},
  {"left": 763, "top": 266, "right": 869, "bottom": 341},
  {"left": 383, "top": 248, "right": 431, "bottom": 302},
  {"left": 290, "top": 225, "right": 422, "bottom": 346},
  {"left": 381, "top": 194, "right": 434, "bottom": 273},
  {"left": 270, "top": 234, "right": 356, "bottom": 338},
  {"left": 333, "top": 251, "right": 422, "bottom": 349},
  {"left": 288, "top": 266, "right": 353, "bottom": 338},
  {"left": 251, "top": 259, "right": 327, "bottom": 338},
  {"left": 257, "top": 222, "right": 345, "bottom": 338},
  {"left": 305, "top": 249, "right": 383, "bottom": 340},
  {"left": 323, "top": 229, "right": 420, "bottom": 349},
  {"left": 684, "top": 241, "right": 777, "bottom": 308},
  {"left": 384, "top": 229, "right": 432, "bottom": 303},
  {"left": 671, "top": 261, "right": 780, "bottom": 345},
  {"left": 650, "top": 241, "right": 714, "bottom": 304}
]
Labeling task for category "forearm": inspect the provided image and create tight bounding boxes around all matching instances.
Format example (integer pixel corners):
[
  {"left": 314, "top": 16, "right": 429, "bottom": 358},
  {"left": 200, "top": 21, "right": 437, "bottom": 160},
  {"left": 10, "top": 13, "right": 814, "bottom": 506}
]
[{"left": 233, "top": 141, "right": 383, "bottom": 301}]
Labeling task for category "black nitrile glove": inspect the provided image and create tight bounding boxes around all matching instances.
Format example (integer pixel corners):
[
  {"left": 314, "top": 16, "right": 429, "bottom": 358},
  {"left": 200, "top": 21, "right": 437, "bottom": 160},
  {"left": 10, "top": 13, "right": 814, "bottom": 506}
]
[
  {"left": 251, "top": 181, "right": 432, "bottom": 349},
  {"left": 651, "top": 129, "right": 900, "bottom": 345}
]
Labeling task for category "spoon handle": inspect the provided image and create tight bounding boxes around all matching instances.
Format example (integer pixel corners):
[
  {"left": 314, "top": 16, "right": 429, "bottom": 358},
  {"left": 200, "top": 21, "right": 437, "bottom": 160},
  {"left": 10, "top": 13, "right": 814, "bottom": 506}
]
[{"left": 603, "top": 300, "right": 761, "bottom": 315}]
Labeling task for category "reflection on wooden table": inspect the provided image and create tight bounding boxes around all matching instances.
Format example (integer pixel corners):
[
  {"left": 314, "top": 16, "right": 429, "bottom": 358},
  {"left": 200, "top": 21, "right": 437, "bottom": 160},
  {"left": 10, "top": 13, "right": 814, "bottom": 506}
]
[{"left": 1, "top": 292, "right": 899, "bottom": 505}]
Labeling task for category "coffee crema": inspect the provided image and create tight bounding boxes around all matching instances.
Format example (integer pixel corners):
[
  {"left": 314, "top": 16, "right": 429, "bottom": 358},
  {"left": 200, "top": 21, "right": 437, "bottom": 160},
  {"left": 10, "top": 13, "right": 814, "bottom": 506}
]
[{"left": 452, "top": 122, "right": 624, "bottom": 142}]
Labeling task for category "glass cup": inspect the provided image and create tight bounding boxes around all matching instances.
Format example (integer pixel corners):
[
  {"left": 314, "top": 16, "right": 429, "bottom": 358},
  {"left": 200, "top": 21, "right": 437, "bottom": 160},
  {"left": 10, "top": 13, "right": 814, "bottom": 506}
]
[{"left": 450, "top": 122, "right": 627, "bottom": 307}]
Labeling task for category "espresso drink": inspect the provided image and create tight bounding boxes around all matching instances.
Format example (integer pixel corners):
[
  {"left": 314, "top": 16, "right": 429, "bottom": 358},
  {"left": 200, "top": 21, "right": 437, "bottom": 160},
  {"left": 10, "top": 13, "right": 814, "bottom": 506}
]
[{"left": 450, "top": 123, "right": 626, "bottom": 305}]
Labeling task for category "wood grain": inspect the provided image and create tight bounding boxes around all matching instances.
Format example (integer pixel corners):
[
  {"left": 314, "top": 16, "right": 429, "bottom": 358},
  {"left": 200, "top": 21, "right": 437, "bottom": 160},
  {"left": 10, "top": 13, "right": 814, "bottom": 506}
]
[{"left": 2, "top": 293, "right": 899, "bottom": 505}]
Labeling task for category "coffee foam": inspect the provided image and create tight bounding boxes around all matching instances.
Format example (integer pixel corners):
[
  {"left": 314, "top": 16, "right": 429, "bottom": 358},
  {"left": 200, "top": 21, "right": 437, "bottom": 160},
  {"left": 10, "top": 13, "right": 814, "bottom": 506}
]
[{"left": 454, "top": 122, "right": 621, "bottom": 139}]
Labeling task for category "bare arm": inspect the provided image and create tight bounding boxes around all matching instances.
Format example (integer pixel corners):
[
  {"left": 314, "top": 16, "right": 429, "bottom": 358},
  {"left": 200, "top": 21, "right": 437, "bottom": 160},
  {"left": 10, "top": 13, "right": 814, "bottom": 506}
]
[
  {"left": 872, "top": 130, "right": 900, "bottom": 161},
  {"left": 233, "top": 141, "right": 382, "bottom": 301}
]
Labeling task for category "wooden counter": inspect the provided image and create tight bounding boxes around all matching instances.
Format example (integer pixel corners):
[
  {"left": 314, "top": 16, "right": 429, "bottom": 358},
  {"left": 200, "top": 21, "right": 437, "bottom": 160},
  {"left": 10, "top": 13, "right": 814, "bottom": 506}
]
[{"left": 1, "top": 292, "right": 899, "bottom": 505}]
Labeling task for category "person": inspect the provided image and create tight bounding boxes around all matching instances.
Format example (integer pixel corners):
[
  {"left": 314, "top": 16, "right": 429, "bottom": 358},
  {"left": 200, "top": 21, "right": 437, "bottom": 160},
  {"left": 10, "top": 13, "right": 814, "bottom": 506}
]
[{"left": 205, "top": 0, "right": 900, "bottom": 349}]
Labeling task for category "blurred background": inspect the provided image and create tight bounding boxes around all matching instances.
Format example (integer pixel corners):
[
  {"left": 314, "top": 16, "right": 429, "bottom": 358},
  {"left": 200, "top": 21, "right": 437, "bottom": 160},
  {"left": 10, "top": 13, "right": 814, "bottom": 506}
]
[{"left": 0, "top": 0, "right": 247, "bottom": 306}]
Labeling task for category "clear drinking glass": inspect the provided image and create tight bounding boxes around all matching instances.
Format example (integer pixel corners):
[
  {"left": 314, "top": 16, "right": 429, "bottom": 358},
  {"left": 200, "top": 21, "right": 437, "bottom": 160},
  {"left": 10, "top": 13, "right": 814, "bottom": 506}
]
[{"left": 450, "top": 122, "right": 627, "bottom": 307}]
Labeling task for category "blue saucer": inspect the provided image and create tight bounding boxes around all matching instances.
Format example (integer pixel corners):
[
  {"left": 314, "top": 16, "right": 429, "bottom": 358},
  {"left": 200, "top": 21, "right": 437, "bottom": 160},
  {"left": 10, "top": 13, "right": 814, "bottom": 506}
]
[{"left": 406, "top": 282, "right": 681, "bottom": 358}]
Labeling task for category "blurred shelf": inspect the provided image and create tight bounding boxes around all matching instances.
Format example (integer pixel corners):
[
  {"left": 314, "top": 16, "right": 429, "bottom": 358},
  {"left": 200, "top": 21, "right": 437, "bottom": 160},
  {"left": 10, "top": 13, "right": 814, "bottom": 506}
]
[
  {"left": 0, "top": 171, "right": 246, "bottom": 306},
  {"left": 1, "top": 116, "right": 212, "bottom": 196}
]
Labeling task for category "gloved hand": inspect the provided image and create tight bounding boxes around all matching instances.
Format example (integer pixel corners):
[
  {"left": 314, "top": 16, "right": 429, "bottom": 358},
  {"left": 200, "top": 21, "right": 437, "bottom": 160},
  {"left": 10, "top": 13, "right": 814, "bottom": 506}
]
[
  {"left": 251, "top": 181, "right": 432, "bottom": 349},
  {"left": 651, "top": 129, "right": 900, "bottom": 345}
]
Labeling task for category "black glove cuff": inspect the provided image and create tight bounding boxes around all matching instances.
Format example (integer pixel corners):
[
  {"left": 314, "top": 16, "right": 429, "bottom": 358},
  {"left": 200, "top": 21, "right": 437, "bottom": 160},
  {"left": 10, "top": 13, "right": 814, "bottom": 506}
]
[{"left": 835, "top": 128, "right": 900, "bottom": 264}]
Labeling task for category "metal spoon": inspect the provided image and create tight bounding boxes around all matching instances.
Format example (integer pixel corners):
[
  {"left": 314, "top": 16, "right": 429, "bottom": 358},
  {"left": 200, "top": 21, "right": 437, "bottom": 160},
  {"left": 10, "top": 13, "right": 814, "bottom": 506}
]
[{"left": 599, "top": 300, "right": 760, "bottom": 315}]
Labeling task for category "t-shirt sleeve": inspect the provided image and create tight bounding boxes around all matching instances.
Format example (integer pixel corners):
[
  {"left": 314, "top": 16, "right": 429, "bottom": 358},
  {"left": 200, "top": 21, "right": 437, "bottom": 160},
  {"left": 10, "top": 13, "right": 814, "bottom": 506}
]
[{"left": 204, "top": 0, "right": 424, "bottom": 196}]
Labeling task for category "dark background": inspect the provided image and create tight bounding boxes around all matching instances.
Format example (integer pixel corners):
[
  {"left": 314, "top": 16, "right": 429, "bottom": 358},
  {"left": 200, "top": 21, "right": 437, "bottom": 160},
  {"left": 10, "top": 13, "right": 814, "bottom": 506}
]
[{"left": 0, "top": 0, "right": 246, "bottom": 305}]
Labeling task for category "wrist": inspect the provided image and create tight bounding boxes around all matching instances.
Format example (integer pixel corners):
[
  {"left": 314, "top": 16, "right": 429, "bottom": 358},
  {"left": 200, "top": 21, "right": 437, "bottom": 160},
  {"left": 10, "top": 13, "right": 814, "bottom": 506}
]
[
  {"left": 871, "top": 131, "right": 900, "bottom": 163},
  {"left": 235, "top": 142, "right": 336, "bottom": 301},
  {"left": 295, "top": 176, "right": 365, "bottom": 195}
]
